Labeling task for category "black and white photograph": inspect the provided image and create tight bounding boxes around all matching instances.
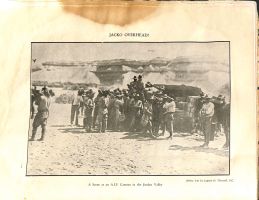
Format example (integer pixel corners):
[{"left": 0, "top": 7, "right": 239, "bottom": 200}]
[{"left": 27, "top": 42, "right": 230, "bottom": 175}]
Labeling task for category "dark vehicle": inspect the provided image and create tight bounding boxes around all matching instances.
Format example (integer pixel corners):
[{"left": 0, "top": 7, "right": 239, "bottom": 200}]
[{"left": 150, "top": 83, "right": 203, "bottom": 133}]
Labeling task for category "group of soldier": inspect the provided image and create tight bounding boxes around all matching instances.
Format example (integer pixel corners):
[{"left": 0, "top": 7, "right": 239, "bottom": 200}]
[
  {"left": 29, "top": 75, "right": 230, "bottom": 149},
  {"left": 70, "top": 75, "right": 176, "bottom": 140},
  {"left": 69, "top": 75, "right": 230, "bottom": 148}
]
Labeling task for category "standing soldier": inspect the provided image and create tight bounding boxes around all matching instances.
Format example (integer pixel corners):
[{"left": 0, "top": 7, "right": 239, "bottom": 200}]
[
  {"left": 113, "top": 94, "right": 124, "bottom": 131},
  {"left": 107, "top": 92, "right": 115, "bottom": 130},
  {"left": 141, "top": 94, "right": 153, "bottom": 136},
  {"left": 199, "top": 95, "right": 215, "bottom": 148},
  {"left": 129, "top": 94, "right": 143, "bottom": 132},
  {"left": 29, "top": 89, "right": 51, "bottom": 141},
  {"left": 162, "top": 95, "right": 176, "bottom": 139},
  {"left": 84, "top": 91, "right": 94, "bottom": 132},
  {"left": 122, "top": 90, "right": 130, "bottom": 131},
  {"left": 31, "top": 86, "right": 38, "bottom": 119},
  {"left": 129, "top": 76, "right": 138, "bottom": 93},
  {"left": 97, "top": 91, "right": 109, "bottom": 133},
  {"left": 70, "top": 90, "right": 83, "bottom": 126},
  {"left": 136, "top": 75, "right": 145, "bottom": 100},
  {"left": 152, "top": 92, "right": 163, "bottom": 136},
  {"left": 92, "top": 90, "right": 102, "bottom": 129},
  {"left": 82, "top": 92, "right": 89, "bottom": 129},
  {"left": 218, "top": 97, "right": 230, "bottom": 148},
  {"left": 192, "top": 92, "right": 205, "bottom": 133},
  {"left": 128, "top": 93, "right": 135, "bottom": 131}
]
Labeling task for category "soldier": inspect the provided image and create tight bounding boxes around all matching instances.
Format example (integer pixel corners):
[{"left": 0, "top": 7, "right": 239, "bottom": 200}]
[
  {"left": 107, "top": 92, "right": 115, "bottom": 130},
  {"left": 122, "top": 90, "right": 130, "bottom": 131},
  {"left": 29, "top": 89, "right": 51, "bottom": 141},
  {"left": 128, "top": 93, "right": 136, "bottom": 131},
  {"left": 97, "top": 91, "right": 109, "bottom": 133},
  {"left": 217, "top": 96, "right": 230, "bottom": 148},
  {"left": 79, "top": 87, "right": 85, "bottom": 116},
  {"left": 129, "top": 76, "right": 138, "bottom": 93},
  {"left": 211, "top": 95, "right": 224, "bottom": 136},
  {"left": 162, "top": 95, "right": 176, "bottom": 139},
  {"left": 152, "top": 92, "right": 163, "bottom": 136},
  {"left": 92, "top": 90, "right": 102, "bottom": 129},
  {"left": 141, "top": 93, "right": 153, "bottom": 136},
  {"left": 192, "top": 92, "right": 205, "bottom": 133},
  {"left": 82, "top": 92, "right": 89, "bottom": 128},
  {"left": 84, "top": 91, "right": 94, "bottom": 132},
  {"left": 199, "top": 95, "right": 215, "bottom": 148},
  {"left": 129, "top": 94, "right": 143, "bottom": 132},
  {"left": 70, "top": 90, "right": 83, "bottom": 126},
  {"left": 113, "top": 94, "right": 124, "bottom": 131},
  {"left": 31, "top": 86, "right": 39, "bottom": 119},
  {"left": 136, "top": 75, "right": 145, "bottom": 100},
  {"left": 222, "top": 102, "right": 230, "bottom": 148}
]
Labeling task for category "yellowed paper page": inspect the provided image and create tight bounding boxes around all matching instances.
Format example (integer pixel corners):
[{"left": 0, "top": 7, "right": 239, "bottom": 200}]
[{"left": 0, "top": 1, "right": 257, "bottom": 200}]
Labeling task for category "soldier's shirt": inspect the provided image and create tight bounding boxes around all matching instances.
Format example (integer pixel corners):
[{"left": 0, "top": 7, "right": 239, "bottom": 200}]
[
  {"left": 114, "top": 99, "right": 123, "bottom": 109},
  {"left": 37, "top": 96, "right": 50, "bottom": 112},
  {"left": 163, "top": 101, "right": 176, "bottom": 114},
  {"left": 72, "top": 95, "right": 83, "bottom": 106},
  {"left": 200, "top": 102, "right": 214, "bottom": 117}
]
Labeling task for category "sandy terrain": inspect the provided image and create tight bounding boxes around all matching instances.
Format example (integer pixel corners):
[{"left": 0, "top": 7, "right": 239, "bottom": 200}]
[{"left": 27, "top": 103, "right": 229, "bottom": 175}]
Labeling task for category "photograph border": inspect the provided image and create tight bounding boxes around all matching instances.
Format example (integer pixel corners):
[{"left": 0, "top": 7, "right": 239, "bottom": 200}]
[{"left": 26, "top": 41, "right": 231, "bottom": 177}]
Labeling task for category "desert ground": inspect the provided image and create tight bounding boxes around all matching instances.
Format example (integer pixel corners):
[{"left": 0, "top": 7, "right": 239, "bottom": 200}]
[{"left": 27, "top": 102, "right": 229, "bottom": 175}]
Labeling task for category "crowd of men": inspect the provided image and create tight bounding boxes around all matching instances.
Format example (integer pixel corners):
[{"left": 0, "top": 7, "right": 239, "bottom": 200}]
[
  {"left": 29, "top": 75, "right": 230, "bottom": 149},
  {"left": 69, "top": 75, "right": 230, "bottom": 148}
]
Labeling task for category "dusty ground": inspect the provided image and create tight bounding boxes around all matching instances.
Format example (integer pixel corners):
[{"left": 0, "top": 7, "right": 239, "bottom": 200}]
[{"left": 27, "top": 103, "right": 229, "bottom": 175}]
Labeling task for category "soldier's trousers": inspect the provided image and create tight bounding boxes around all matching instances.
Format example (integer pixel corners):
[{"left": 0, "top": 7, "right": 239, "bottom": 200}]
[
  {"left": 201, "top": 117, "right": 213, "bottom": 144},
  {"left": 84, "top": 114, "right": 92, "bottom": 131},
  {"left": 92, "top": 108, "right": 99, "bottom": 128},
  {"left": 31, "top": 111, "right": 48, "bottom": 140},
  {"left": 71, "top": 105, "right": 80, "bottom": 125},
  {"left": 164, "top": 113, "right": 174, "bottom": 137},
  {"left": 97, "top": 113, "right": 108, "bottom": 132},
  {"left": 152, "top": 118, "right": 160, "bottom": 134}
]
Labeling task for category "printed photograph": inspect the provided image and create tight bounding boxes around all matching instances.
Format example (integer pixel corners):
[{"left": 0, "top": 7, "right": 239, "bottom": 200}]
[{"left": 27, "top": 42, "right": 230, "bottom": 175}]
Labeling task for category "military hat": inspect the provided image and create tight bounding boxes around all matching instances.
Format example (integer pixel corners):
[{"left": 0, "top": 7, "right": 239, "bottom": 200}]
[
  {"left": 156, "top": 91, "right": 164, "bottom": 96},
  {"left": 204, "top": 94, "right": 210, "bottom": 100},
  {"left": 200, "top": 92, "right": 205, "bottom": 97}
]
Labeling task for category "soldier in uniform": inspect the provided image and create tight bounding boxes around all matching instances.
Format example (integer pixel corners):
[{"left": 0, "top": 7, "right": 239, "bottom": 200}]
[
  {"left": 129, "top": 94, "right": 143, "bottom": 132},
  {"left": 97, "top": 91, "right": 109, "bottom": 133},
  {"left": 84, "top": 91, "right": 94, "bottom": 132},
  {"left": 29, "top": 89, "right": 51, "bottom": 141},
  {"left": 107, "top": 92, "right": 115, "bottom": 130},
  {"left": 92, "top": 90, "right": 102, "bottom": 129},
  {"left": 82, "top": 92, "right": 89, "bottom": 128},
  {"left": 122, "top": 90, "right": 130, "bottom": 131},
  {"left": 222, "top": 102, "right": 230, "bottom": 148},
  {"left": 113, "top": 94, "right": 124, "bottom": 131},
  {"left": 192, "top": 92, "right": 205, "bottom": 133},
  {"left": 128, "top": 93, "right": 136, "bottom": 131},
  {"left": 136, "top": 75, "right": 145, "bottom": 100},
  {"left": 152, "top": 92, "right": 163, "bottom": 136},
  {"left": 31, "top": 86, "right": 38, "bottom": 119},
  {"left": 199, "top": 95, "right": 215, "bottom": 148},
  {"left": 141, "top": 93, "right": 153, "bottom": 136},
  {"left": 70, "top": 90, "right": 83, "bottom": 126},
  {"left": 162, "top": 95, "right": 176, "bottom": 139}
]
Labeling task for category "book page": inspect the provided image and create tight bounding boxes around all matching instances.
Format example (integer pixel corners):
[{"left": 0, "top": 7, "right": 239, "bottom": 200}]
[{"left": 0, "top": 1, "right": 257, "bottom": 200}]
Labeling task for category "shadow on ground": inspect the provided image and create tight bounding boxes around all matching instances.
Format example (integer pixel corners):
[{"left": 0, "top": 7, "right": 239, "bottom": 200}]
[
  {"left": 120, "top": 132, "right": 169, "bottom": 141},
  {"left": 169, "top": 145, "right": 229, "bottom": 157}
]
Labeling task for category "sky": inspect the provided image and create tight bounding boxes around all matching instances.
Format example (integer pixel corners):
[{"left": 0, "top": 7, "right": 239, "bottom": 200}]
[{"left": 32, "top": 42, "right": 230, "bottom": 66}]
